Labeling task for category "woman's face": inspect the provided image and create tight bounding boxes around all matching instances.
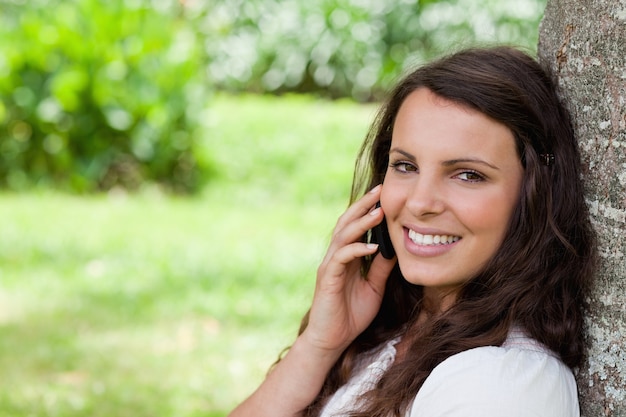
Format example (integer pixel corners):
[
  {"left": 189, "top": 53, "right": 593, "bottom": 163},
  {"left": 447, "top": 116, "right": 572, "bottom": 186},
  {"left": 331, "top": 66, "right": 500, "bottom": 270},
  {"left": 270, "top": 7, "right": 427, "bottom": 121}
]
[{"left": 380, "top": 88, "right": 524, "bottom": 309}]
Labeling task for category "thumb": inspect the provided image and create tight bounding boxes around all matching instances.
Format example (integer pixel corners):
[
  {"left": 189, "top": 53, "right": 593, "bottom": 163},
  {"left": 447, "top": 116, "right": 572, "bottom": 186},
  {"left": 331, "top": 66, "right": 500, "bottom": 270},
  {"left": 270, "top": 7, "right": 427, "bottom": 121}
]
[{"left": 365, "top": 255, "right": 397, "bottom": 297}]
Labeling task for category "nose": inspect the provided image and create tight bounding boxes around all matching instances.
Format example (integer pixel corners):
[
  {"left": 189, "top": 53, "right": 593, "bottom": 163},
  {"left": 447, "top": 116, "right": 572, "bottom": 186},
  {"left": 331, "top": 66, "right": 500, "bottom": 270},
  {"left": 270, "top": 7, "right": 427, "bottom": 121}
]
[{"left": 404, "top": 173, "right": 446, "bottom": 217}]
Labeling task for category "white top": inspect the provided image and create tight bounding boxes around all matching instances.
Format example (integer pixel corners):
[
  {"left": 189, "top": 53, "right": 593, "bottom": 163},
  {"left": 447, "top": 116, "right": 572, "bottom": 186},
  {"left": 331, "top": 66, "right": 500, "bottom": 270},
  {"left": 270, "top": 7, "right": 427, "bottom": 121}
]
[{"left": 320, "top": 327, "right": 579, "bottom": 417}]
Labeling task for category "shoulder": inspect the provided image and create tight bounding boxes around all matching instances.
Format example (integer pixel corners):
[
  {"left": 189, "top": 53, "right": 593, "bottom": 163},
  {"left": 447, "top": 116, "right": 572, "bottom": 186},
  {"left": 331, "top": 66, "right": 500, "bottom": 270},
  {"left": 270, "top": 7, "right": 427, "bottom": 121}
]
[{"left": 408, "top": 330, "right": 579, "bottom": 417}]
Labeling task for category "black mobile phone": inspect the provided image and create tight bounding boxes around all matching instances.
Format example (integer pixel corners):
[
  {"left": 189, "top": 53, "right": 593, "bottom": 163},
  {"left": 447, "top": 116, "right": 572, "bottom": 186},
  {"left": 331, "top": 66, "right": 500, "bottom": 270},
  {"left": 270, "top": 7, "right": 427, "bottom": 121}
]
[{"left": 371, "top": 202, "right": 395, "bottom": 259}]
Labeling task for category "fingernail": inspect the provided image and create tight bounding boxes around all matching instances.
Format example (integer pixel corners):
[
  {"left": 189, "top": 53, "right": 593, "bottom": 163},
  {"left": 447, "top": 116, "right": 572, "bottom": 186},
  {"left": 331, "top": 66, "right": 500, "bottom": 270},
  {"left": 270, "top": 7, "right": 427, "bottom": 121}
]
[
  {"left": 370, "top": 207, "right": 381, "bottom": 216},
  {"left": 369, "top": 184, "right": 382, "bottom": 193},
  {"left": 366, "top": 243, "right": 379, "bottom": 250}
]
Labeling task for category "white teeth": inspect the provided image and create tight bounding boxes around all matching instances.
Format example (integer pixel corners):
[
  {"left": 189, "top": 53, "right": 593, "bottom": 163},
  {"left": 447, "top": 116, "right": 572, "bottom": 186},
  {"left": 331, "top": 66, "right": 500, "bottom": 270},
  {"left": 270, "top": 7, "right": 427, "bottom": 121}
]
[{"left": 408, "top": 229, "right": 460, "bottom": 246}]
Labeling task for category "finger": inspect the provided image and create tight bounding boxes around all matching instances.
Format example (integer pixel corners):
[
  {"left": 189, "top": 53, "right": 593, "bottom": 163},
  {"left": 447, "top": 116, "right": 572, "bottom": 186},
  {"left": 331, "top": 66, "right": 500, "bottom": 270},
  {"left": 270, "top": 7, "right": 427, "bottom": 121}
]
[
  {"left": 333, "top": 184, "right": 382, "bottom": 235},
  {"left": 365, "top": 254, "right": 397, "bottom": 297},
  {"left": 322, "top": 207, "right": 384, "bottom": 265},
  {"left": 319, "top": 242, "right": 380, "bottom": 281},
  {"left": 334, "top": 205, "right": 383, "bottom": 247},
  {"left": 332, "top": 242, "right": 380, "bottom": 266}
]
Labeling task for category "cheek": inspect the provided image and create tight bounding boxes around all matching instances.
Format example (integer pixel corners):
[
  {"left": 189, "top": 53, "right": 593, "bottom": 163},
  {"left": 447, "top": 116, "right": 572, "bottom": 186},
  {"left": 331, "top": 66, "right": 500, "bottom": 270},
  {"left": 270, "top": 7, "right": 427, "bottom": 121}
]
[
  {"left": 466, "top": 194, "right": 518, "bottom": 243},
  {"left": 379, "top": 180, "right": 405, "bottom": 216}
]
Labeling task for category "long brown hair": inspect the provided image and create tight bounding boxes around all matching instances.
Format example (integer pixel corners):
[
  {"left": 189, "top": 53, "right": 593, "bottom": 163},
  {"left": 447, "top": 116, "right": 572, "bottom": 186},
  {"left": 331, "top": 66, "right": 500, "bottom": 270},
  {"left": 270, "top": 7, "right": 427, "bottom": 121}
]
[{"left": 302, "top": 46, "right": 596, "bottom": 417}]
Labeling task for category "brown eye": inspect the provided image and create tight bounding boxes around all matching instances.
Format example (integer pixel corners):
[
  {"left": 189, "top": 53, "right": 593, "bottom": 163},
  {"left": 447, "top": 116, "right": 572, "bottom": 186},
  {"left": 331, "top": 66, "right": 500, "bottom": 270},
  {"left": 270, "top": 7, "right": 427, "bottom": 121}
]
[
  {"left": 390, "top": 161, "right": 418, "bottom": 173},
  {"left": 457, "top": 171, "right": 484, "bottom": 182}
]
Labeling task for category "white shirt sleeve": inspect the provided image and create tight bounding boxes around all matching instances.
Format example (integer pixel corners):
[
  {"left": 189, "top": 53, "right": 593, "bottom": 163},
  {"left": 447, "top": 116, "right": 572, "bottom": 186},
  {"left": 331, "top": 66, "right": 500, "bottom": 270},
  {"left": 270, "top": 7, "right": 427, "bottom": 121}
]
[{"left": 408, "top": 345, "right": 580, "bottom": 417}]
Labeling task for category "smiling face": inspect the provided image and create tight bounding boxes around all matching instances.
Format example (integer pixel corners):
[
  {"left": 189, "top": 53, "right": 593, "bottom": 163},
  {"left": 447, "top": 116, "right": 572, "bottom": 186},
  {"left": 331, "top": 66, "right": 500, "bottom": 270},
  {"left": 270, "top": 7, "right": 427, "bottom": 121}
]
[{"left": 380, "top": 88, "right": 524, "bottom": 310}]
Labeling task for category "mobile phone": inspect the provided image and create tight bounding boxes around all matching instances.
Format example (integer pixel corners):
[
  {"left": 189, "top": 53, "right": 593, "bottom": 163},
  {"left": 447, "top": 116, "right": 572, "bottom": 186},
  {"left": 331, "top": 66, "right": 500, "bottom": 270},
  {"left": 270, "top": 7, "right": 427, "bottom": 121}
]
[{"left": 371, "top": 202, "right": 395, "bottom": 259}]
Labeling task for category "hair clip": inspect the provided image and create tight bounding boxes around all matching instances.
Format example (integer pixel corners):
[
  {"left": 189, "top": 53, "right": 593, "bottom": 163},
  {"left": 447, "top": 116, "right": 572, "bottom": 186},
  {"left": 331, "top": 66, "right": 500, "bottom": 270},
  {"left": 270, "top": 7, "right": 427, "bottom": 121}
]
[{"left": 540, "top": 153, "right": 555, "bottom": 166}]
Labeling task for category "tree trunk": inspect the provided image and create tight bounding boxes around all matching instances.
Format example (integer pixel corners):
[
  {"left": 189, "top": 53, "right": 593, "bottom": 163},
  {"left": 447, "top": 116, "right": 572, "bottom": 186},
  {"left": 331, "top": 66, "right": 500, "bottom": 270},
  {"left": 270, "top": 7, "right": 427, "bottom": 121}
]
[{"left": 538, "top": 1, "right": 626, "bottom": 416}]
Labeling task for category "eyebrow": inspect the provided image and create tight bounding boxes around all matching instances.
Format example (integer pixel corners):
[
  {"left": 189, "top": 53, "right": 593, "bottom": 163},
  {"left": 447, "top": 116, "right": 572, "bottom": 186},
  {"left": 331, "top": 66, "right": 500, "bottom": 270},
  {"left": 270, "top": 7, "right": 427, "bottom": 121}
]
[{"left": 388, "top": 147, "right": 500, "bottom": 170}]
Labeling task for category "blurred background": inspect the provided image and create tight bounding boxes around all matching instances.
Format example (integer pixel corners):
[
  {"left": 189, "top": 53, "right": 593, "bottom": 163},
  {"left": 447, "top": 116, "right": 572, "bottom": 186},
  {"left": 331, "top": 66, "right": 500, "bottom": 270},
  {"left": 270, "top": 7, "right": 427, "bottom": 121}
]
[{"left": 0, "top": 0, "right": 545, "bottom": 415}]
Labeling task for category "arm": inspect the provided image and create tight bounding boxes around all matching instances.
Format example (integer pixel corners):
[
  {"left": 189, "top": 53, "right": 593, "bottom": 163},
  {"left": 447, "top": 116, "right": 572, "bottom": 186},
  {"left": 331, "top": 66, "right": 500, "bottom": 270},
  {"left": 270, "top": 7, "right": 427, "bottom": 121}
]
[
  {"left": 229, "top": 185, "right": 397, "bottom": 417},
  {"left": 227, "top": 334, "right": 343, "bottom": 417}
]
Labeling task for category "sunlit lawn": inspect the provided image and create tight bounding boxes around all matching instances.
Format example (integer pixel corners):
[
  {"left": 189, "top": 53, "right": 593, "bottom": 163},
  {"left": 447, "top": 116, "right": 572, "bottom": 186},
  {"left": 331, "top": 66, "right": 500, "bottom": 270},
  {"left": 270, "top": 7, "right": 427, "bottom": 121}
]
[{"left": 0, "top": 94, "right": 377, "bottom": 416}]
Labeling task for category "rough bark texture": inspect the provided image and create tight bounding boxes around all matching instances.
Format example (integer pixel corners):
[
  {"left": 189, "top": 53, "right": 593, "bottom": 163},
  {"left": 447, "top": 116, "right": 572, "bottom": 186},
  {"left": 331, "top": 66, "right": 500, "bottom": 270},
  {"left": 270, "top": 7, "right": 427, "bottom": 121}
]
[{"left": 538, "top": 0, "right": 626, "bottom": 415}]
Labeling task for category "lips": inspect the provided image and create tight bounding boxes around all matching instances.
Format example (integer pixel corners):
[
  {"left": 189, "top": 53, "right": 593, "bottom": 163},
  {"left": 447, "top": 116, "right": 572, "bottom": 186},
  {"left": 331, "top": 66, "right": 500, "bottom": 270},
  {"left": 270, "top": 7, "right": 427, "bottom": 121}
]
[{"left": 408, "top": 229, "right": 461, "bottom": 246}]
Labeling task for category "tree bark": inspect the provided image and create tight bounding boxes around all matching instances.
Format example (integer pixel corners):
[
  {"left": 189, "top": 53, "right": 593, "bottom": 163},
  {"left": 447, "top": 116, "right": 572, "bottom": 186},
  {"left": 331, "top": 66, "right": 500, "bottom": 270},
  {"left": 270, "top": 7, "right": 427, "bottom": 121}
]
[{"left": 538, "top": 1, "right": 626, "bottom": 416}]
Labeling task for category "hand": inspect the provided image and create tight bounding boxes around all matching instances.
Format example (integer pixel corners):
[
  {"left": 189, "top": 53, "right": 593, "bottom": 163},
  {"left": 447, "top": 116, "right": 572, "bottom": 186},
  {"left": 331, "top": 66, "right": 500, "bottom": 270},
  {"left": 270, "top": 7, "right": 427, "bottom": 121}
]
[
  {"left": 302, "top": 185, "right": 397, "bottom": 355},
  {"left": 227, "top": 186, "right": 396, "bottom": 417}
]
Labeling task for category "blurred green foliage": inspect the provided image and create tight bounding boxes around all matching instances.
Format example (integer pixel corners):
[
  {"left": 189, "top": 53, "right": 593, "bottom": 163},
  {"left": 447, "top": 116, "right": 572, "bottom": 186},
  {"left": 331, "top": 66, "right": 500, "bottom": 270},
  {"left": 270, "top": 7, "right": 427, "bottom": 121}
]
[
  {"left": 0, "top": 94, "right": 371, "bottom": 416},
  {"left": 0, "top": 0, "right": 210, "bottom": 192},
  {"left": 206, "top": 0, "right": 546, "bottom": 101},
  {"left": 0, "top": 0, "right": 546, "bottom": 192}
]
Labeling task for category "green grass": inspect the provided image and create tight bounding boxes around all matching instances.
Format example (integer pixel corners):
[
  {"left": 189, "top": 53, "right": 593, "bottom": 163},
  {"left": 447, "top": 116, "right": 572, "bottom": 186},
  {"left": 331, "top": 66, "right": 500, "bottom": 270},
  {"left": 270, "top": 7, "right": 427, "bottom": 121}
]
[{"left": 0, "top": 94, "right": 377, "bottom": 416}]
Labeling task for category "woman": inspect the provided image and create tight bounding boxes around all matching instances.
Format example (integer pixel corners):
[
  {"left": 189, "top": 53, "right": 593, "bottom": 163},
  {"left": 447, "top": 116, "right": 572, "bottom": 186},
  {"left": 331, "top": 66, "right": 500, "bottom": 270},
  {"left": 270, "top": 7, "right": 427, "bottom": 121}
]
[{"left": 229, "top": 46, "right": 596, "bottom": 417}]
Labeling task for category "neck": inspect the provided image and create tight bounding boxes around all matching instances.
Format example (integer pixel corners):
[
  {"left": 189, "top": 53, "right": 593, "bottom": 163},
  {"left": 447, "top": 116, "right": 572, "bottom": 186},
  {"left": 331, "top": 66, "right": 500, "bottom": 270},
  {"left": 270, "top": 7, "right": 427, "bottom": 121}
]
[
  {"left": 394, "top": 288, "right": 458, "bottom": 362},
  {"left": 421, "top": 286, "right": 458, "bottom": 314}
]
